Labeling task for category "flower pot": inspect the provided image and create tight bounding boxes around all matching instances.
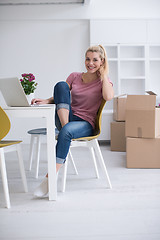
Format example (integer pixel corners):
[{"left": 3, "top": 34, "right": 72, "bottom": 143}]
[{"left": 26, "top": 93, "right": 34, "bottom": 104}]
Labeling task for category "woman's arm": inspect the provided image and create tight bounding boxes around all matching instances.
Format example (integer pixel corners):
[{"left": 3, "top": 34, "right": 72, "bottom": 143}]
[
  {"left": 97, "top": 67, "right": 114, "bottom": 101},
  {"left": 31, "top": 97, "right": 54, "bottom": 105},
  {"left": 31, "top": 80, "right": 71, "bottom": 105},
  {"left": 102, "top": 76, "right": 114, "bottom": 101}
]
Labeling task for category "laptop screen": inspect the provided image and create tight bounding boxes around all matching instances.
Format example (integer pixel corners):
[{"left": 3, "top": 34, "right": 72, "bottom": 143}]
[{"left": 0, "top": 77, "right": 30, "bottom": 107}]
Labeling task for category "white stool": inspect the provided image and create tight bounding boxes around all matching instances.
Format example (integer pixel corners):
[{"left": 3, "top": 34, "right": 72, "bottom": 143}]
[{"left": 28, "top": 128, "right": 78, "bottom": 178}]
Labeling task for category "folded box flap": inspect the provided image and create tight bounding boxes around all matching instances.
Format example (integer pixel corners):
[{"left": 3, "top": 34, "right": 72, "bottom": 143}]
[
  {"left": 146, "top": 91, "right": 157, "bottom": 96},
  {"left": 126, "top": 95, "right": 156, "bottom": 110}
]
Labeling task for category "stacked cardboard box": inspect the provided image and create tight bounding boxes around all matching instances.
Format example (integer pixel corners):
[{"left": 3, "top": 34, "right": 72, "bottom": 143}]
[
  {"left": 110, "top": 95, "right": 127, "bottom": 152},
  {"left": 126, "top": 92, "right": 160, "bottom": 168},
  {"left": 113, "top": 94, "right": 127, "bottom": 122}
]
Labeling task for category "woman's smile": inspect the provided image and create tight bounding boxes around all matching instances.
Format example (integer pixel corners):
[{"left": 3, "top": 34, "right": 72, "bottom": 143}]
[{"left": 85, "top": 51, "right": 102, "bottom": 73}]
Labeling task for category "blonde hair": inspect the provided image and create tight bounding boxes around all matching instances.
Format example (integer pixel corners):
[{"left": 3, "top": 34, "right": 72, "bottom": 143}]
[{"left": 85, "top": 45, "right": 109, "bottom": 75}]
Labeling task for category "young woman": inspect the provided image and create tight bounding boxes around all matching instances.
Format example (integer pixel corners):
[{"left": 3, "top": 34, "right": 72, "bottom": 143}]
[{"left": 32, "top": 44, "right": 114, "bottom": 197}]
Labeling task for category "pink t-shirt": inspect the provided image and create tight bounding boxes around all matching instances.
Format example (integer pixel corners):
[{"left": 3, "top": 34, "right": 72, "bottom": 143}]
[{"left": 66, "top": 72, "right": 103, "bottom": 129}]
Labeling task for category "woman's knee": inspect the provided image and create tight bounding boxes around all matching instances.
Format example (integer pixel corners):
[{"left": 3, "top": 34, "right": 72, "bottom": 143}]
[
  {"left": 54, "top": 81, "right": 69, "bottom": 95},
  {"left": 54, "top": 81, "right": 70, "bottom": 105},
  {"left": 58, "top": 124, "right": 73, "bottom": 140}
]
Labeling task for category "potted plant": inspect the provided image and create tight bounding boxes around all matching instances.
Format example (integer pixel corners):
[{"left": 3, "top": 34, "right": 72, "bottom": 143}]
[{"left": 20, "top": 73, "right": 37, "bottom": 103}]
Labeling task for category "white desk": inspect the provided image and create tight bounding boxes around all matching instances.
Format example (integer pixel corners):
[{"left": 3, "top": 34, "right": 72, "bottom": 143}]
[{"left": 4, "top": 105, "right": 57, "bottom": 201}]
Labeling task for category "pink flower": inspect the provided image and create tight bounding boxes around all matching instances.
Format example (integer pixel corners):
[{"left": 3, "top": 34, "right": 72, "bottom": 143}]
[
  {"left": 20, "top": 72, "right": 37, "bottom": 95},
  {"left": 22, "top": 73, "right": 27, "bottom": 77}
]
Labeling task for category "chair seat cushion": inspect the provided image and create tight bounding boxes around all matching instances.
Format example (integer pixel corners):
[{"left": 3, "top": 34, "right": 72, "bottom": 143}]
[
  {"left": 28, "top": 128, "right": 47, "bottom": 135},
  {"left": 0, "top": 140, "right": 22, "bottom": 148},
  {"left": 28, "top": 127, "right": 59, "bottom": 136}
]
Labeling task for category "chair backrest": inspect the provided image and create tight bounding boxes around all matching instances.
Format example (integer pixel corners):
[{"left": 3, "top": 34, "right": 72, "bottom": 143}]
[
  {"left": 0, "top": 106, "right": 11, "bottom": 141},
  {"left": 94, "top": 98, "right": 106, "bottom": 137},
  {"left": 73, "top": 98, "right": 106, "bottom": 141}
]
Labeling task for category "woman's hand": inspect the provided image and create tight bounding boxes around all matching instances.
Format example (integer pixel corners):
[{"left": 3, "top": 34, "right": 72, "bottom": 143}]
[
  {"left": 97, "top": 66, "right": 114, "bottom": 101},
  {"left": 97, "top": 65, "right": 106, "bottom": 81},
  {"left": 31, "top": 98, "right": 51, "bottom": 105}
]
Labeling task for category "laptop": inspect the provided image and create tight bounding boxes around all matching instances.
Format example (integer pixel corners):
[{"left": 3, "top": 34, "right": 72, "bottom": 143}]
[{"left": 0, "top": 77, "right": 49, "bottom": 107}]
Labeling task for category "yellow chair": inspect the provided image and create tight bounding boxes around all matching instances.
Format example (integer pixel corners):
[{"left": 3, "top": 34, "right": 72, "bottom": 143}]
[
  {"left": 27, "top": 99, "right": 112, "bottom": 191},
  {"left": 0, "top": 107, "right": 28, "bottom": 208},
  {"left": 61, "top": 99, "right": 112, "bottom": 192}
]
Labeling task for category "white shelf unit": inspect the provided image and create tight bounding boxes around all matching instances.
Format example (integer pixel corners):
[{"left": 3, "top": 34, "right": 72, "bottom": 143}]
[
  {"left": 106, "top": 44, "right": 147, "bottom": 96},
  {"left": 105, "top": 44, "right": 160, "bottom": 103},
  {"left": 90, "top": 19, "right": 160, "bottom": 140},
  {"left": 102, "top": 44, "right": 147, "bottom": 114},
  {"left": 98, "top": 44, "right": 160, "bottom": 140},
  {"left": 105, "top": 44, "right": 160, "bottom": 98}
]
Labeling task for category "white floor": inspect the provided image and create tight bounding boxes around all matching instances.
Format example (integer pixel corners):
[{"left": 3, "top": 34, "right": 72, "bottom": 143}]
[{"left": 0, "top": 143, "right": 160, "bottom": 240}]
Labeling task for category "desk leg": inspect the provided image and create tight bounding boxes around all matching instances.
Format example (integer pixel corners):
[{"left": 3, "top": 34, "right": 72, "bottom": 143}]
[{"left": 46, "top": 109, "right": 57, "bottom": 200}]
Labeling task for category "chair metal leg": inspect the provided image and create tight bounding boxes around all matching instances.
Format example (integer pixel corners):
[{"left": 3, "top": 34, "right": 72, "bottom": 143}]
[
  {"left": 61, "top": 156, "right": 69, "bottom": 192},
  {"left": 93, "top": 139, "right": 112, "bottom": 189},
  {"left": 68, "top": 149, "right": 78, "bottom": 175},
  {"left": 0, "top": 148, "right": 11, "bottom": 208},
  {"left": 28, "top": 135, "right": 35, "bottom": 171},
  {"left": 89, "top": 146, "right": 99, "bottom": 179},
  {"left": 16, "top": 145, "right": 28, "bottom": 192},
  {"left": 35, "top": 135, "right": 41, "bottom": 178}
]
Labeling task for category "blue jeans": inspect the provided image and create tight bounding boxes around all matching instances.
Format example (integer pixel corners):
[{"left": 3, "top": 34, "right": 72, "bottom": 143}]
[{"left": 54, "top": 81, "right": 94, "bottom": 164}]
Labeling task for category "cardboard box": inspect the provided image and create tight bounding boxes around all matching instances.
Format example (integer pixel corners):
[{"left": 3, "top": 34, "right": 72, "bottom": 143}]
[
  {"left": 125, "top": 93, "right": 160, "bottom": 138},
  {"left": 113, "top": 94, "right": 127, "bottom": 121},
  {"left": 126, "top": 137, "right": 160, "bottom": 168},
  {"left": 110, "top": 121, "right": 126, "bottom": 152}
]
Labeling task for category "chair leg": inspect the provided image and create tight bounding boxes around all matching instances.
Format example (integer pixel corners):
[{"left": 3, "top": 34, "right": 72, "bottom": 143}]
[
  {"left": 0, "top": 149, "right": 11, "bottom": 208},
  {"left": 68, "top": 149, "right": 78, "bottom": 175},
  {"left": 28, "top": 135, "right": 35, "bottom": 171},
  {"left": 61, "top": 156, "right": 69, "bottom": 192},
  {"left": 89, "top": 146, "right": 99, "bottom": 179},
  {"left": 16, "top": 145, "right": 28, "bottom": 192},
  {"left": 93, "top": 139, "right": 112, "bottom": 189},
  {"left": 35, "top": 135, "right": 41, "bottom": 179}
]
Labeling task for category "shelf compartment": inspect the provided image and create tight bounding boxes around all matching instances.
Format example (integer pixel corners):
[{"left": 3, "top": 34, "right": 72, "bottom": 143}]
[
  {"left": 120, "top": 61, "right": 145, "bottom": 78},
  {"left": 105, "top": 46, "right": 117, "bottom": 58},
  {"left": 149, "top": 46, "right": 160, "bottom": 58},
  {"left": 108, "top": 61, "right": 118, "bottom": 95},
  {"left": 120, "top": 78, "right": 145, "bottom": 95},
  {"left": 120, "top": 46, "right": 145, "bottom": 59},
  {"left": 149, "top": 61, "right": 160, "bottom": 95}
]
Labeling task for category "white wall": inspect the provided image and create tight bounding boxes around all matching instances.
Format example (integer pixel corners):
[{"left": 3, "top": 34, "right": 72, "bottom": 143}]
[
  {"left": 0, "top": 0, "right": 160, "bottom": 142},
  {"left": 0, "top": 20, "right": 88, "bottom": 96},
  {"left": 0, "top": 19, "right": 89, "bottom": 142}
]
